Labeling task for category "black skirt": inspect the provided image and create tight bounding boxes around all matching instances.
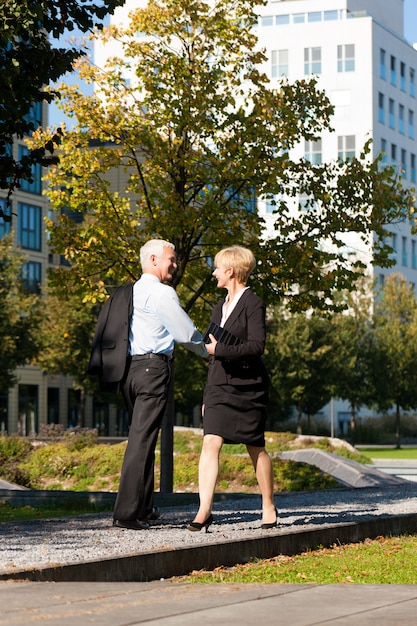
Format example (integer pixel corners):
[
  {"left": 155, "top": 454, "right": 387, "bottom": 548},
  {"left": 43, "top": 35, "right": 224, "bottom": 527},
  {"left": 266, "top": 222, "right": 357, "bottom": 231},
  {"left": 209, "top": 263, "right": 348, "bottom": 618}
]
[{"left": 202, "top": 383, "right": 268, "bottom": 447}]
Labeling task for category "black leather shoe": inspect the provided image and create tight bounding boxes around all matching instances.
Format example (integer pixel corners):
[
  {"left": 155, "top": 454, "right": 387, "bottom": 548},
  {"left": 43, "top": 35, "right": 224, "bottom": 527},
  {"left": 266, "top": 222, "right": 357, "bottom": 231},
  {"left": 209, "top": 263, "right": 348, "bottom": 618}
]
[
  {"left": 113, "top": 518, "right": 150, "bottom": 530},
  {"left": 145, "top": 507, "right": 161, "bottom": 521}
]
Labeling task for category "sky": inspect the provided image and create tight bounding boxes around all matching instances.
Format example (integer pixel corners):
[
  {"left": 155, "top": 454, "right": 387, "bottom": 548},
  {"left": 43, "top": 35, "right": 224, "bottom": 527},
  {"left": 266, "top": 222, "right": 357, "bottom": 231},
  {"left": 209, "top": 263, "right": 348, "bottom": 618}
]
[
  {"left": 49, "top": 0, "right": 417, "bottom": 127},
  {"left": 404, "top": 0, "right": 417, "bottom": 46}
]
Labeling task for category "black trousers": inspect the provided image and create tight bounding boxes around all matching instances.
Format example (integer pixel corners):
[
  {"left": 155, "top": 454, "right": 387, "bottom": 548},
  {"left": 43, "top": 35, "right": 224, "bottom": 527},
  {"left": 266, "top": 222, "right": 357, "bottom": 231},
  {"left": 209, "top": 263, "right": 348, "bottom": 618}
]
[{"left": 113, "top": 356, "right": 171, "bottom": 521}]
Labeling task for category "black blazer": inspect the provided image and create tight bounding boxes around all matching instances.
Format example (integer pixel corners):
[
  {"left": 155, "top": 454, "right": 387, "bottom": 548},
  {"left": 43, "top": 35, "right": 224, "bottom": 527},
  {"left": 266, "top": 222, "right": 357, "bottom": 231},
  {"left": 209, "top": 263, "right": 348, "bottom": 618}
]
[
  {"left": 206, "top": 288, "right": 267, "bottom": 387},
  {"left": 87, "top": 283, "right": 134, "bottom": 391}
]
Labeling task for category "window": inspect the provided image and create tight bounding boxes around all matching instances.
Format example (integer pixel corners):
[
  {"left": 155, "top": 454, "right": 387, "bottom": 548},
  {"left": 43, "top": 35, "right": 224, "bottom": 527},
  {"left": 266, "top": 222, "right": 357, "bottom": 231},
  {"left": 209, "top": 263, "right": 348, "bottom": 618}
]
[
  {"left": 338, "top": 44, "right": 355, "bottom": 72},
  {"left": 391, "top": 143, "right": 397, "bottom": 163},
  {"left": 399, "top": 104, "right": 405, "bottom": 134},
  {"left": 409, "top": 109, "right": 415, "bottom": 139},
  {"left": 389, "top": 98, "right": 395, "bottom": 129},
  {"left": 378, "top": 93, "right": 385, "bottom": 124},
  {"left": 412, "top": 240, "right": 417, "bottom": 269},
  {"left": 0, "top": 393, "right": 8, "bottom": 435},
  {"left": 402, "top": 236, "right": 408, "bottom": 266},
  {"left": 47, "top": 388, "right": 60, "bottom": 425},
  {"left": 276, "top": 14, "right": 289, "bottom": 25},
  {"left": 23, "top": 102, "right": 42, "bottom": 136},
  {"left": 380, "top": 138, "right": 387, "bottom": 164},
  {"left": 18, "top": 202, "right": 41, "bottom": 250},
  {"left": 304, "top": 47, "right": 321, "bottom": 74},
  {"left": 308, "top": 12, "right": 321, "bottom": 23},
  {"left": 411, "top": 153, "right": 416, "bottom": 183},
  {"left": 410, "top": 68, "right": 416, "bottom": 97},
  {"left": 22, "top": 261, "right": 41, "bottom": 294},
  {"left": 261, "top": 15, "right": 273, "bottom": 26},
  {"left": 18, "top": 384, "right": 38, "bottom": 436},
  {"left": 0, "top": 198, "right": 11, "bottom": 238},
  {"left": 401, "top": 148, "right": 407, "bottom": 177},
  {"left": 390, "top": 55, "right": 397, "bottom": 86},
  {"left": 400, "top": 62, "right": 406, "bottom": 91},
  {"left": 272, "top": 49, "right": 288, "bottom": 77},
  {"left": 293, "top": 13, "right": 305, "bottom": 24},
  {"left": 338, "top": 135, "right": 355, "bottom": 160},
  {"left": 305, "top": 139, "right": 322, "bottom": 164},
  {"left": 391, "top": 233, "right": 398, "bottom": 261},
  {"left": 380, "top": 49, "right": 386, "bottom": 80},
  {"left": 324, "top": 10, "right": 338, "bottom": 21},
  {"left": 68, "top": 389, "right": 81, "bottom": 429},
  {"left": 18, "top": 145, "right": 41, "bottom": 194}
]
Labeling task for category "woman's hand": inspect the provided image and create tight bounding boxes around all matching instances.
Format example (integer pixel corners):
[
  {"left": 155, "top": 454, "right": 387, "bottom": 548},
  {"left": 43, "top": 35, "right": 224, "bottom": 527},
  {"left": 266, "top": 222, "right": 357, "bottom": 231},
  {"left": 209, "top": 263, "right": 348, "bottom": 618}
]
[{"left": 205, "top": 333, "right": 218, "bottom": 355}]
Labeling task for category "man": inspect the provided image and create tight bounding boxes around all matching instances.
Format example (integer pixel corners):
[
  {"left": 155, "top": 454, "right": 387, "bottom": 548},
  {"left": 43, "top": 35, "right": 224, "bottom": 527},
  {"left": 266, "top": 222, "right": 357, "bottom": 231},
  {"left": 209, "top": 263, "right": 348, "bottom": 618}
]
[{"left": 111, "top": 239, "right": 208, "bottom": 530}]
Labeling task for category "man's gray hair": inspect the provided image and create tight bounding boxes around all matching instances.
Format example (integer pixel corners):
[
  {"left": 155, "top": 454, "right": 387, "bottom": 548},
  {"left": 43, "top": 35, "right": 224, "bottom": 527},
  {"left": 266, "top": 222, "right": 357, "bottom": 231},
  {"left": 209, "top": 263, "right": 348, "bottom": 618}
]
[{"left": 140, "top": 239, "right": 175, "bottom": 269}]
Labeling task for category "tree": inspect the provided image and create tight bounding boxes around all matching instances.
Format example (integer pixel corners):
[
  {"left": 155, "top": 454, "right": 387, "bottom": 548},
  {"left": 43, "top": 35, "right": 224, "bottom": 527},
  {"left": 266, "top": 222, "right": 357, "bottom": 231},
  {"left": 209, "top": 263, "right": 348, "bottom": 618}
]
[
  {"left": 0, "top": 0, "right": 124, "bottom": 208},
  {"left": 28, "top": 0, "right": 413, "bottom": 317},
  {"left": 0, "top": 235, "right": 43, "bottom": 395},
  {"left": 330, "top": 282, "right": 377, "bottom": 443},
  {"left": 372, "top": 273, "right": 417, "bottom": 448},
  {"left": 34, "top": 290, "right": 100, "bottom": 427},
  {"left": 264, "top": 309, "right": 333, "bottom": 434}
]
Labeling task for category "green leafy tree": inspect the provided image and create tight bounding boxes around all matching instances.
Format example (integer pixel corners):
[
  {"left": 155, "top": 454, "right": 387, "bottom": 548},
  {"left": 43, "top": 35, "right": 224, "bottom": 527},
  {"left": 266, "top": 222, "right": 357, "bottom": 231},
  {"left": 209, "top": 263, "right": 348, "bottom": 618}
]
[
  {"left": 372, "top": 273, "right": 417, "bottom": 448},
  {"left": 29, "top": 0, "right": 413, "bottom": 317},
  {"left": 34, "top": 291, "right": 98, "bottom": 427},
  {"left": 330, "top": 282, "right": 377, "bottom": 443},
  {"left": 265, "top": 309, "right": 333, "bottom": 434},
  {"left": 0, "top": 0, "right": 124, "bottom": 208},
  {"left": 0, "top": 235, "right": 42, "bottom": 394}
]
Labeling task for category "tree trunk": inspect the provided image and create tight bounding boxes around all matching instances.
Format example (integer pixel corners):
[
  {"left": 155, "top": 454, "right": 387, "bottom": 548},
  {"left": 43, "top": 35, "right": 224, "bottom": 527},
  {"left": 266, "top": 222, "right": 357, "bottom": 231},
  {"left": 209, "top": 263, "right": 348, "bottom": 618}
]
[{"left": 160, "top": 362, "right": 175, "bottom": 493}]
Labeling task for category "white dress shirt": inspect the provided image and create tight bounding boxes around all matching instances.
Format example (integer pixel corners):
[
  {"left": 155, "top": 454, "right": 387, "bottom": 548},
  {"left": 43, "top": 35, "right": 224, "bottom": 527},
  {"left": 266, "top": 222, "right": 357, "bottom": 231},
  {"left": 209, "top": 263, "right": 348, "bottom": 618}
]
[
  {"left": 220, "top": 287, "right": 249, "bottom": 326},
  {"left": 129, "top": 274, "right": 208, "bottom": 358}
]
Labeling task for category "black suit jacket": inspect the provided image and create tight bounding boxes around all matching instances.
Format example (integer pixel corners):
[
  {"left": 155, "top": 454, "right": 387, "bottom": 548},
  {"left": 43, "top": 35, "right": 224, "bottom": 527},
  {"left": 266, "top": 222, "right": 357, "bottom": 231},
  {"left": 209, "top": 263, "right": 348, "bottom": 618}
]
[
  {"left": 206, "top": 288, "right": 268, "bottom": 387},
  {"left": 87, "top": 283, "right": 134, "bottom": 392}
]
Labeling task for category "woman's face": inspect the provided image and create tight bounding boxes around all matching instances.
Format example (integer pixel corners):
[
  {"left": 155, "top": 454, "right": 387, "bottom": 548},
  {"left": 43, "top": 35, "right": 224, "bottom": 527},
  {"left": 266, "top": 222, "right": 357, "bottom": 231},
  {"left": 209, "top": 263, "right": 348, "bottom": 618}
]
[{"left": 212, "top": 264, "right": 232, "bottom": 289}]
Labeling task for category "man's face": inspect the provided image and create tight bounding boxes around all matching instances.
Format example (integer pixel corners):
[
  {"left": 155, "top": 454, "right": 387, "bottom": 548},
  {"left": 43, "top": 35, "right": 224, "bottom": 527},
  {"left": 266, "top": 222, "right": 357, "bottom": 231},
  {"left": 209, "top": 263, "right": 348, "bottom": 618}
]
[{"left": 153, "top": 246, "right": 177, "bottom": 282}]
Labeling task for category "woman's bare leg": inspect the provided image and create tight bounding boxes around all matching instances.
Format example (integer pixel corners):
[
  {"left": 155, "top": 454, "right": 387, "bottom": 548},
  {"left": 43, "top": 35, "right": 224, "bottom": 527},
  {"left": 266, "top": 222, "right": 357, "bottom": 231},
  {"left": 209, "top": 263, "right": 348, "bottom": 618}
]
[
  {"left": 192, "top": 434, "right": 223, "bottom": 523},
  {"left": 247, "top": 445, "right": 276, "bottom": 524}
]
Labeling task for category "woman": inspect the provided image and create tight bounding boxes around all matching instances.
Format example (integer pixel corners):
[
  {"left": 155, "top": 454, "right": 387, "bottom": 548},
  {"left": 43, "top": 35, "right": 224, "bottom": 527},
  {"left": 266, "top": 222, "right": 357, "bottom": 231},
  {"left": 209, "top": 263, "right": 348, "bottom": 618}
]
[{"left": 187, "top": 246, "right": 276, "bottom": 532}]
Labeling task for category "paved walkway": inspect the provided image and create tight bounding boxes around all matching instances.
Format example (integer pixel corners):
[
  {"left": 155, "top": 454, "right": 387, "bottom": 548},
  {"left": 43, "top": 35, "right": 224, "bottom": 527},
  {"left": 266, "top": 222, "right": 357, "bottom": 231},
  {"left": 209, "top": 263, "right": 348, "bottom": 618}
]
[
  {"left": 1, "top": 455, "right": 417, "bottom": 624},
  {"left": 1, "top": 580, "right": 417, "bottom": 625}
]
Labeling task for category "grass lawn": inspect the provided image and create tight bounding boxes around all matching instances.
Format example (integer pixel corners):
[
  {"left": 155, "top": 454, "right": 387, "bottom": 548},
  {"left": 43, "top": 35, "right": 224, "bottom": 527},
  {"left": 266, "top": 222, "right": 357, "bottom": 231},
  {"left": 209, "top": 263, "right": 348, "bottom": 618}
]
[
  {"left": 358, "top": 447, "right": 417, "bottom": 460},
  {"left": 177, "top": 535, "right": 417, "bottom": 585}
]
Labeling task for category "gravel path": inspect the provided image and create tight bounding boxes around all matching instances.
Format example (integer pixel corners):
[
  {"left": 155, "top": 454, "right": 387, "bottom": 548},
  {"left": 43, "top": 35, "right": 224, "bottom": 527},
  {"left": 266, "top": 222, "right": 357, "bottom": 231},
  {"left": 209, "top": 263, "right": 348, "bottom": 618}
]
[{"left": 1, "top": 483, "right": 417, "bottom": 574}]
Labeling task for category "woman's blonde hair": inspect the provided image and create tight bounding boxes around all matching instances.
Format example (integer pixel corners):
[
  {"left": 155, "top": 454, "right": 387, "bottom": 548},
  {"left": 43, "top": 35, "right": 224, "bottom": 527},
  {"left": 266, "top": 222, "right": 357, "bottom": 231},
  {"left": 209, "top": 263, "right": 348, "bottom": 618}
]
[{"left": 214, "top": 246, "right": 256, "bottom": 284}]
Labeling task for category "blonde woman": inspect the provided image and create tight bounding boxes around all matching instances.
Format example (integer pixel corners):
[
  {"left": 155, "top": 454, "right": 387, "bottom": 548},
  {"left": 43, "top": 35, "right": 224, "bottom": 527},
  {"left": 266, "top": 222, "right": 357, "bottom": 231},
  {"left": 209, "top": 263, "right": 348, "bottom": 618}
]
[{"left": 188, "top": 246, "right": 276, "bottom": 532}]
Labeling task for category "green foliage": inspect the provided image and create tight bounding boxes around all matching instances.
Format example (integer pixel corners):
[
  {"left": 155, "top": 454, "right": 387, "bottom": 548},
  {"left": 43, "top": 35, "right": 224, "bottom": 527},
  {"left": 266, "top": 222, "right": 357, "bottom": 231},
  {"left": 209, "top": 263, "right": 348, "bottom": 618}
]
[
  {"left": 0, "top": 436, "right": 32, "bottom": 486},
  {"left": 0, "top": 236, "right": 43, "bottom": 394},
  {"left": 35, "top": 292, "right": 99, "bottom": 391},
  {"left": 0, "top": 0, "right": 125, "bottom": 203},
  {"left": 264, "top": 308, "right": 334, "bottom": 429},
  {"left": 1, "top": 431, "right": 353, "bottom": 494},
  {"left": 16, "top": 439, "right": 126, "bottom": 491}
]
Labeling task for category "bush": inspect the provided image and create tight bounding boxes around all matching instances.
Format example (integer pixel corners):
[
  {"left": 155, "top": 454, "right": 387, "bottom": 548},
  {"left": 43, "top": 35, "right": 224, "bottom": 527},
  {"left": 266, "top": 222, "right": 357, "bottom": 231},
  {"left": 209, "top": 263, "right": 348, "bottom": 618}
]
[{"left": 0, "top": 435, "right": 32, "bottom": 486}]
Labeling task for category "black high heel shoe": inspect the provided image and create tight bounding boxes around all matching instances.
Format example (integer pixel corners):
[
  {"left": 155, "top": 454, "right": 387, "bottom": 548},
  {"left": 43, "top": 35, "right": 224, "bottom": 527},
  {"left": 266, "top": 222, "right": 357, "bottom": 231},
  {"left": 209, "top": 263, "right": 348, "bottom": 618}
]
[
  {"left": 261, "top": 508, "right": 278, "bottom": 530},
  {"left": 187, "top": 513, "right": 213, "bottom": 533}
]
